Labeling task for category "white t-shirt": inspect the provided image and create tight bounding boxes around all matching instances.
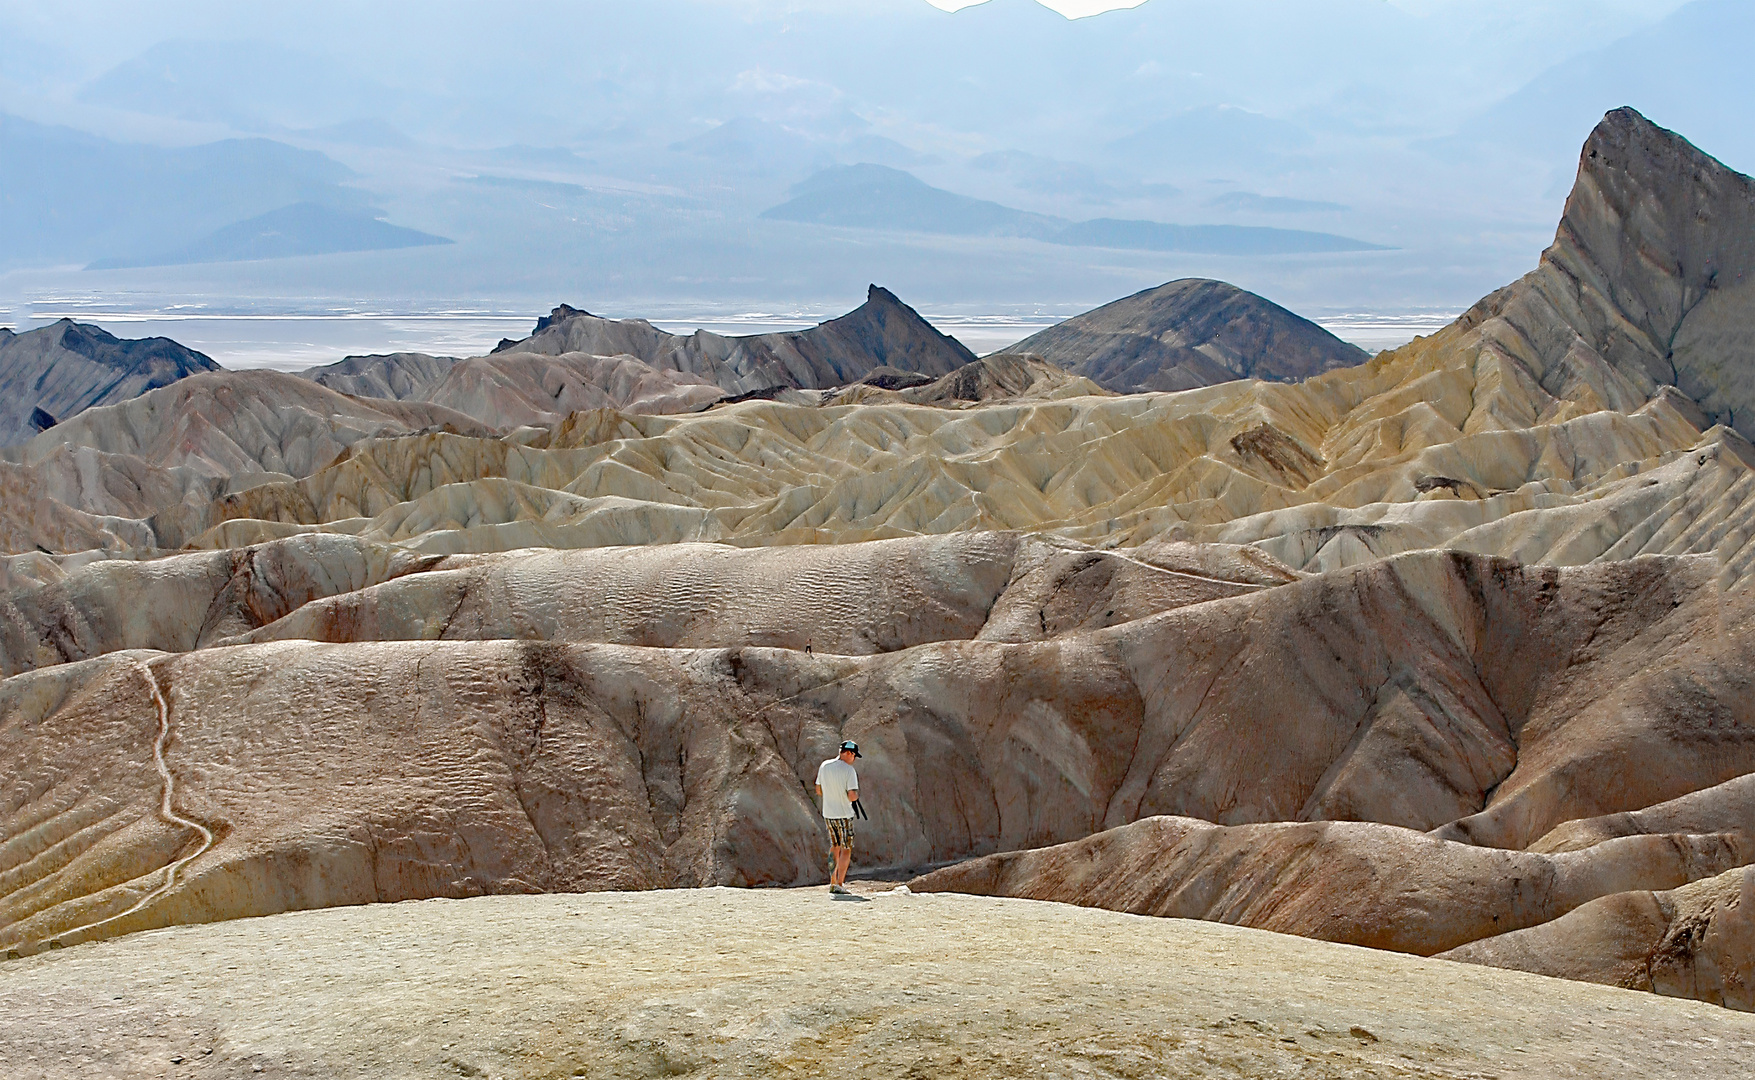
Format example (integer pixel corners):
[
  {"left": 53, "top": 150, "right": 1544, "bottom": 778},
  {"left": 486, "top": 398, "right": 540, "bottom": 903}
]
[{"left": 816, "top": 758, "right": 859, "bottom": 819}]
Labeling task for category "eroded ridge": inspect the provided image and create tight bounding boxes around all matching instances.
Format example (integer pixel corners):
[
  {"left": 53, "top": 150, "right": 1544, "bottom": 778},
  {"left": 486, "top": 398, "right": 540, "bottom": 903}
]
[{"left": 19, "top": 660, "right": 214, "bottom": 955}]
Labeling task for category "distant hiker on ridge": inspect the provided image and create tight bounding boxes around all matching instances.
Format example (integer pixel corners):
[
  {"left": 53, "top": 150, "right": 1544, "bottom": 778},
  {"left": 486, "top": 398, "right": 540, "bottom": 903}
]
[{"left": 815, "top": 740, "right": 861, "bottom": 894}]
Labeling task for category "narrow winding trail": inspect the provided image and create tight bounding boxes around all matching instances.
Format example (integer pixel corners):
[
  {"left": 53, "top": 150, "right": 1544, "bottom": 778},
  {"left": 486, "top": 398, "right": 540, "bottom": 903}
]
[{"left": 42, "top": 659, "right": 216, "bottom": 949}]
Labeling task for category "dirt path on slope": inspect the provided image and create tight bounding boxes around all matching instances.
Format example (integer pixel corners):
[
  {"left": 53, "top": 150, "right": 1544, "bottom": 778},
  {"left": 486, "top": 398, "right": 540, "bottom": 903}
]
[{"left": 36, "top": 660, "right": 216, "bottom": 952}]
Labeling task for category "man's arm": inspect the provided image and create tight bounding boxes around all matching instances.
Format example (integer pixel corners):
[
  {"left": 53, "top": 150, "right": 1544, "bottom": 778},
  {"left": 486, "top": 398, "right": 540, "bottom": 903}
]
[
  {"left": 847, "top": 788, "right": 858, "bottom": 802},
  {"left": 815, "top": 785, "right": 823, "bottom": 796}
]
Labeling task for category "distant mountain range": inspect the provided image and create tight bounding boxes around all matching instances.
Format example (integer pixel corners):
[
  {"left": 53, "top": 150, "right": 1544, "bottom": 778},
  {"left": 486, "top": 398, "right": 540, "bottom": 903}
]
[
  {"left": 761, "top": 165, "right": 1387, "bottom": 256},
  {"left": 2, "top": 274, "right": 1377, "bottom": 452},
  {"left": 2, "top": 0, "right": 1747, "bottom": 310},
  {"left": 87, "top": 203, "right": 452, "bottom": 270}
]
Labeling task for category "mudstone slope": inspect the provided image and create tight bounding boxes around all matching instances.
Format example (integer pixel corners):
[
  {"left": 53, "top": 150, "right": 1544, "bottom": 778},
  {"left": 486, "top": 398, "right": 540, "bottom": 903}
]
[
  {"left": 0, "top": 319, "right": 219, "bottom": 448},
  {"left": 1011, "top": 276, "right": 1371, "bottom": 392},
  {"left": 3, "top": 109, "right": 1755, "bottom": 1016}
]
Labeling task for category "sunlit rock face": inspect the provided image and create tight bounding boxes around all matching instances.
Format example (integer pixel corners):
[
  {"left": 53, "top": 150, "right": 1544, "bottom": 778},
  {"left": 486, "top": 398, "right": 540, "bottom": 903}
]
[{"left": 6, "top": 109, "right": 1755, "bottom": 1015}]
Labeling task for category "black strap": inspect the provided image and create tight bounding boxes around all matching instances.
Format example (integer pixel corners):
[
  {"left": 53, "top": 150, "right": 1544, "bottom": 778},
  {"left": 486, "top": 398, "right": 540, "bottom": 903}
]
[{"left": 852, "top": 800, "right": 868, "bottom": 820}]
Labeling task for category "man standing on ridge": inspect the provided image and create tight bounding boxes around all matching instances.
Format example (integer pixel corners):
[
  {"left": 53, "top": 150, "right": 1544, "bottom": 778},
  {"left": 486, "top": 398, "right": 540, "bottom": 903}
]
[{"left": 815, "top": 740, "right": 861, "bottom": 894}]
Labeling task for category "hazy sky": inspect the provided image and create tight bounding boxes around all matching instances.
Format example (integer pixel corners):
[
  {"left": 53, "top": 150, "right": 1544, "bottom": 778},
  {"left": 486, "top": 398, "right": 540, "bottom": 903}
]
[
  {"left": 927, "top": 0, "right": 1147, "bottom": 14},
  {"left": 1, "top": 0, "right": 1741, "bottom": 325}
]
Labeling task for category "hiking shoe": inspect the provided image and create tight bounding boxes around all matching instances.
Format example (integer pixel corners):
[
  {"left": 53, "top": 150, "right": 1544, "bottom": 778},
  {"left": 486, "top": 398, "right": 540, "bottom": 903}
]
[{"left": 829, "top": 884, "right": 849, "bottom": 894}]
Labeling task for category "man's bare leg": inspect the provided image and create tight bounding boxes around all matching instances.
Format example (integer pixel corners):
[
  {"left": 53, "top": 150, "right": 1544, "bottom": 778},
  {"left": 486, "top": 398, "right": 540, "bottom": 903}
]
[{"left": 831, "top": 845, "right": 852, "bottom": 886}]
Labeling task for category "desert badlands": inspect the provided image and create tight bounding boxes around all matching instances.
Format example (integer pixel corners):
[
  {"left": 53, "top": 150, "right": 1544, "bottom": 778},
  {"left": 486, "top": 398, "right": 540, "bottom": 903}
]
[{"left": 6, "top": 107, "right": 1755, "bottom": 1075}]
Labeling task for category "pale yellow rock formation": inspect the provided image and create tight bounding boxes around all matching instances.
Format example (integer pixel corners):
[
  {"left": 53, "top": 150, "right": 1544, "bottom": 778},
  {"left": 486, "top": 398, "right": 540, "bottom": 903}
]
[
  {"left": 2, "top": 370, "right": 488, "bottom": 480},
  {"left": 419, "top": 350, "right": 726, "bottom": 426},
  {"left": 10, "top": 890, "right": 1752, "bottom": 1080}
]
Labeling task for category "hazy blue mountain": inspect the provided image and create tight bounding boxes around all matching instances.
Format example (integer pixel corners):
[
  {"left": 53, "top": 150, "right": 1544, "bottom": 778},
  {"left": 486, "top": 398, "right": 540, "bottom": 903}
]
[
  {"left": 0, "top": 114, "right": 366, "bottom": 268},
  {"left": 763, "top": 165, "right": 1385, "bottom": 255},
  {"left": 292, "top": 119, "right": 419, "bottom": 149},
  {"left": 1106, "top": 105, "right": 1313, "bottom": 175},
  {"left": 76, "top": 37, "right": 421, "bottom": 132},
  {"left": 88, "top": 204, "right": 451, "bottom": 269},
  {"left": 0, "top": 0, "right": 1730, "bottom": 317},
  {"left": 1207, "top": 193, "right": 1348, "bottom": 215},
  {"left": 1052, "top": 220, "right": 1386, "bottom": 256},
  {"left": 762, "top": 164, "right": 1062, "bottom": 237},
  {"left": 1459, "top": 0, "right": 1755, "bottom": 179}
]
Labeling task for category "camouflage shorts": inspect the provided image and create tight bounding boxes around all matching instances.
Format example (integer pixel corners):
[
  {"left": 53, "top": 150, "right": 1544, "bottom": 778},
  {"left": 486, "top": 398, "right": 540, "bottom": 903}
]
[{"left": 826, "top": 818, "right": 855, "bottom": 849}]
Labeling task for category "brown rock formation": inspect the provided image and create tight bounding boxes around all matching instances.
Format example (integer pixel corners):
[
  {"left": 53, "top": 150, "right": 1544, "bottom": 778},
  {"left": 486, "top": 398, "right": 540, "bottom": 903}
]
[
  {"left": 6, "top": 550, "right": 1754, "bottom": 964},
  {"left": 908, "top": 815, "right": 1748, "bottom": 956},
  {"left": 498, "top": 284, "right": 977, "bottom": 393},
  {"left": 418, "top": 350, "right": 726, "bottom": 425},
  {"left": 0, "top": 320, "right": 219, "bottom": 448},
  {"left": 298, "top": 351, "right": 459, "bottom": 400},
  {"left": 1441, "top": 865, "right": 1755, "bottom": 1011},
  {"left": 1011, "top": 277, "right": 1369, "bottom": 392}
]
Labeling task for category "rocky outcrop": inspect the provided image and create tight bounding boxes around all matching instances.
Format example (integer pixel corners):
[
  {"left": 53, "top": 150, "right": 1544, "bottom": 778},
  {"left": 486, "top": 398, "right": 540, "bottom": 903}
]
[
  {"left": 908, "top": 814, "right": 1749, "bottom": 957},
  {"left": 0, "top": 534, "right": 441, "bottom": 677},
  {"left": 298, "top": 352, "right": 459, "bottom": 400},
  {"left": 1011, "top": 278, "right": 1369, "bottom": 392},
  {"left": 825, "top": 352, "right": 1105, "bottom": 406},
  {"left": 6, "top": 551, "right": 1754, "bottom": 961},
  {"left": 1397, "top": 107, "right": 1755, "bottom": 435},
  {"left": 0, "top": 320, "right": 219, "bottom": 448},
  {"left": 499, "top": 285, "right": 976, "bottom": 393},
  {"left": 418, "top": 350, "right": 726, "bottom": 426},
  {"left": 1441, "top": 865, "right": 1755, "bottom": 1010},
  {"left": 1, "top": 370, "right": 491, "bottom": 480}
]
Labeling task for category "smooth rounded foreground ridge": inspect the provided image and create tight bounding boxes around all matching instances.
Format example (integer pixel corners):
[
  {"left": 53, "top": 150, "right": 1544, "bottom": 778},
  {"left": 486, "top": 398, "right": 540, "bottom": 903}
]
[{"left": 3, "top": 888, "right": 1752, "bottom": 1079}]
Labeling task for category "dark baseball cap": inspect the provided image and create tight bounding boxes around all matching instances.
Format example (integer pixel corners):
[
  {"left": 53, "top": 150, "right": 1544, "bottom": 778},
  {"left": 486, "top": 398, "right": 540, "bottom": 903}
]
[{"left": 839, "top": 740, "right": 861, "bottom": 757}]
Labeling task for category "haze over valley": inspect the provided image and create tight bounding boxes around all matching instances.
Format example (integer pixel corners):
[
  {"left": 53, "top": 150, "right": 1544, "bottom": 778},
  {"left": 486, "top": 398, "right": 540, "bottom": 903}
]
[{"left": 5, "top": 0, "right": 1751, "bottom": 351}]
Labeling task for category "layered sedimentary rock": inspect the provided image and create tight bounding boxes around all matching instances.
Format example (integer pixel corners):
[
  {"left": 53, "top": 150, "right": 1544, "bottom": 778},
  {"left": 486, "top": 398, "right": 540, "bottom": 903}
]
[
  {"left": 6, "top": 109, "right": 1755, "bottom": 1018},
  {"left": 1011, "top": 277, "right": 1370, "bottom": 392},
  {"left": 299, "top": 352, "right": 459, "bottom": 400},
  {"left": 498, "top": 285, "right": 977, "bottom": 393},
  {"left": 0, "top": 532, "right": 1277, "bottom": 678},
  {"left": 6, "top": 550, "right": 1753, "bottom": 962},
  {"left": 0, "top": 320, "right": 219, "bottom": 447},
  {"left": 1, "top": 370, "right": 490, "bottom": 481},
  {"left": 1440, "top": 865, "right": 1755, "bottom": 1010},
  {"left": 418, "top": 350, "right": 728, "bottom": 425}
]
